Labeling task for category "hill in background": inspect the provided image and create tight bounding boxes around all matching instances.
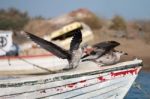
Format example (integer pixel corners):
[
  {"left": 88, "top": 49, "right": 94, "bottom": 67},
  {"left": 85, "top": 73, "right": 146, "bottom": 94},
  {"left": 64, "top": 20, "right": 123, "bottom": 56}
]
[{"left": 0, "top": 8, "right": 150, "bottom": 70}]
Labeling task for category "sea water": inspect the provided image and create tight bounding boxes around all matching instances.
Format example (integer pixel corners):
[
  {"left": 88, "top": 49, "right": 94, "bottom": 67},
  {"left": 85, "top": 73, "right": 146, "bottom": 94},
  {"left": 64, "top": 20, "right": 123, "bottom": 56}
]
[{"left": 125, "top": 71, "right": 150, "bottom": 99}]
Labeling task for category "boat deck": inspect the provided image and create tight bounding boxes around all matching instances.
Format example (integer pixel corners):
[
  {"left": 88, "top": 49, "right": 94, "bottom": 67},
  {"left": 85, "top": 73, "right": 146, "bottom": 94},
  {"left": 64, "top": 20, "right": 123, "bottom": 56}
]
[{"left": 0, "top": 59, "right": 142, "bottom": 82}]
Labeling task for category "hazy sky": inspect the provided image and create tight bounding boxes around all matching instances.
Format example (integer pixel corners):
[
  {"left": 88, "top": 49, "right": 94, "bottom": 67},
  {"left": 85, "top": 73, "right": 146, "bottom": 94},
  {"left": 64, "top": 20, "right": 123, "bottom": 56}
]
[{"left": 0, "top": 0, "right": 150, "bottom": 20}]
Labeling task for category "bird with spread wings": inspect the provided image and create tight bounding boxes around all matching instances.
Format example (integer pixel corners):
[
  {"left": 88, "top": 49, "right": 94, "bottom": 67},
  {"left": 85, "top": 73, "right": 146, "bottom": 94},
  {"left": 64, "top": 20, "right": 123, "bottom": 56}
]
[{"left": 25, "top": 29, "right": 83, "bottom": 69}]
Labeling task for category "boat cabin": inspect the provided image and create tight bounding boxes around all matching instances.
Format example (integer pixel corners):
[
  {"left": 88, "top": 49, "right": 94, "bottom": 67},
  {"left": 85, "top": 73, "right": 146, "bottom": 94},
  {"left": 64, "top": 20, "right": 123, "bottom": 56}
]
[{"left": 44, "top": 22, "right": 94, "bottom": 48}]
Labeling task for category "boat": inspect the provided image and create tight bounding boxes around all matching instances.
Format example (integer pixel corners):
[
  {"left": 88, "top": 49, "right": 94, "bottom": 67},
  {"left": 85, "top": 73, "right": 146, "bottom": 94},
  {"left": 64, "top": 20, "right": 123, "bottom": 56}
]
[
  {"left": 0, "top": 26, "right": 143, "bottom": 99},
  {"left": 0, "top": 57, "right": 142, "bottom": 99},
  {"left": 0, "top": 30, "right": 19, "bottom": 56},
  {"left": 0, "top": 54, "right": 69, "bottom": 75},
  {"left": 20, "top": 22, "right": 94, "bottom": 51},
  {"left": 43, "top": 22, "right": 94, "bottom": 49}
]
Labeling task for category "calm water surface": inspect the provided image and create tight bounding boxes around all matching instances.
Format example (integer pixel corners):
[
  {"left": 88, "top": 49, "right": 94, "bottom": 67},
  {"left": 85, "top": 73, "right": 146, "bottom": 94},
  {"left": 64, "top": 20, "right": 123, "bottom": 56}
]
[{"left": 125, "top": 71, "right": 150, "bottom": 99}]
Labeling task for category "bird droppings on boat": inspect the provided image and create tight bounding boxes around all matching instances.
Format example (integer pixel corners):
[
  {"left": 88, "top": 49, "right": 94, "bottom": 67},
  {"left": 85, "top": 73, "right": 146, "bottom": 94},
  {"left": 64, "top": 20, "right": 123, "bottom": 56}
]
[{"left": 111, "top": 68, "right": 138, "bottom": 77}]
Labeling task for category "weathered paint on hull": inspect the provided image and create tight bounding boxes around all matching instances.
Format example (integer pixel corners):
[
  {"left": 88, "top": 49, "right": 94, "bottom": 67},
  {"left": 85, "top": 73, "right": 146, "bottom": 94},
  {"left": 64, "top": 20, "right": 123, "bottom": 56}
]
[{"left": 0, "top": 59, "right": 142, "bottom": 99}]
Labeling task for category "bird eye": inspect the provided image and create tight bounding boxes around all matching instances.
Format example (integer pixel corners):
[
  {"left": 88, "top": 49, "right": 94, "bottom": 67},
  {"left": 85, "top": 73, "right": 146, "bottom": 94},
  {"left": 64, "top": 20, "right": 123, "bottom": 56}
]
[{"left": 91, "top": 51, "right": 96, "bottom": 55}]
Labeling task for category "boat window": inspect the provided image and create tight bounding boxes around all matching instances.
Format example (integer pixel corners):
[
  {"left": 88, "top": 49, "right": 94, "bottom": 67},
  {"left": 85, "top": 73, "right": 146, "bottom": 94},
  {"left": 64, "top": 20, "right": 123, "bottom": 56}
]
[
  {"left": 51, "top": 27, "right": 82, "bottom": 41},
  {"left": 51, "top": 30, "right": 74, "bottom": 41}
]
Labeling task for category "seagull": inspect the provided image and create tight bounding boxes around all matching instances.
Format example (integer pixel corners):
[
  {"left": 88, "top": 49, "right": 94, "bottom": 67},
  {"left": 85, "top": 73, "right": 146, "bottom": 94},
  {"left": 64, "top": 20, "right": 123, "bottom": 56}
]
[
  {"left": 82, "top": 41, "right": 120, "bottom": 61},
  {"left": 96, "top": 50, "right": 128, "bottom": 65},
  {"left": 81, "top": 41, "right": 128, "bottom": 65},
  {"left": 25, "top": 29, "right": 83, "bottom": 70}
]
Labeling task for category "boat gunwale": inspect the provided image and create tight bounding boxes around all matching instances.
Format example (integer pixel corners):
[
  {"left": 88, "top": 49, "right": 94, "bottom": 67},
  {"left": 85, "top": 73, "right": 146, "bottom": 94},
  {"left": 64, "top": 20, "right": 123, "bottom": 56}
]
[
  {"left": 0, "top": 61, "right": 142, "bottom": 88},
  {"left": 0, "top": 54, "right": 52, "bottom": 60},
  {"left": 0, "top": 72, "right": 136, "bottom": 98}
]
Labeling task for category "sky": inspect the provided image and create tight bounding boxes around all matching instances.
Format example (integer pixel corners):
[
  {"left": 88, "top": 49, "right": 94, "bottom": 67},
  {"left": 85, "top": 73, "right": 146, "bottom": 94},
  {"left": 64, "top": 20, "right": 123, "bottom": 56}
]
[{"left": 0, "top": 0, "right": 150, "bottom": 20}]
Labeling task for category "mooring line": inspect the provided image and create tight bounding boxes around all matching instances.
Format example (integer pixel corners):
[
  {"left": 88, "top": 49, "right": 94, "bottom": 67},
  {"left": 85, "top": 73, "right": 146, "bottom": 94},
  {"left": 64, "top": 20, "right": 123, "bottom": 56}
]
[{"left": 0, "top": 48, "right": 56, "bottom": 73}]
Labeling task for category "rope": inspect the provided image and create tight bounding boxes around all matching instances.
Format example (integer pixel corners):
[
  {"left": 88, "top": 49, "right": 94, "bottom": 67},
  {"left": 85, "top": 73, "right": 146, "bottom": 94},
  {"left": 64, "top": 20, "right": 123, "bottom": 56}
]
[
  {"left": 7, "top": 56, "right": 11, "bottom": 66},
  {"left": 133, "top": 81, "right": 150, "bottom": 99},
  {"left": 0, "top": 48, "right": 56, "bottom": 73}
]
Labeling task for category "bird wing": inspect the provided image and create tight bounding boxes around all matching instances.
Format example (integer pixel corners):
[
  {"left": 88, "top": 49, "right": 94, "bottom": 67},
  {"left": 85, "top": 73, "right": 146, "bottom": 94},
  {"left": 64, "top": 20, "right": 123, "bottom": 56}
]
[
  {"left": 81, "top": 41, "right": 120, "bottom": 61},
  {"left": 81, "top": 48, "right": 104, "bottom": 60},
  {"left": 93, "top": 41, "right": 120, "bottom": 57},
  {"left": 93, "top": 41, "right": 120, "bottom": 51},
  {"left": 69, "top": 29, "right": 82, "bottom": 53},
  {"left": 25, "top": 31, "right": 71, "bottom": 59}
]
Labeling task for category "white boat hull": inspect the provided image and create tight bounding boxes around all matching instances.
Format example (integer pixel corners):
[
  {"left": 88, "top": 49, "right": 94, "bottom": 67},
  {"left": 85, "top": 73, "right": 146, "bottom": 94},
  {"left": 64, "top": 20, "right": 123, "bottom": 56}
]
[{"left": 0, "top": 59, "right": 142, "bottom": 99}]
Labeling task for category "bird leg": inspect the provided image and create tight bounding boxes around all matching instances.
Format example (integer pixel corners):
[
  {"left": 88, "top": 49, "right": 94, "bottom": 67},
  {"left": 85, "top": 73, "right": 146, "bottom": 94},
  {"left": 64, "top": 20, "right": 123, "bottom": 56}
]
[
  {"left": 93, "top": 60, "right": 105, "bottom": 66},
  {"left": 62, "top": 65, "right": 76, "bottom": 71}
]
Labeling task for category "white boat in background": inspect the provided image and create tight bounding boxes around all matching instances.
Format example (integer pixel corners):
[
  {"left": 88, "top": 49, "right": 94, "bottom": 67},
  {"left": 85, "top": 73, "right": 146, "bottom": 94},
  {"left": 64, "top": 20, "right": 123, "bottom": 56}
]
[
  {"left": 0, "top": 57, "right": 142, "bottom": 99},
  {"left": 43, "top": 22, "right": 94, "bottom": 49},
  {"left": 20, "top": 22, "right": 94, "bottom": 51},
  {"left": 0, "top": 54, "right": 69, "bottom": 75}
]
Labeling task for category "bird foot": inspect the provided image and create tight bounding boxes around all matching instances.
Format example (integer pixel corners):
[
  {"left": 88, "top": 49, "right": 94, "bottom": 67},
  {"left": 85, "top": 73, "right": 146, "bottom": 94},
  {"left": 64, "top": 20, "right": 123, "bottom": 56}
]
[
  {"left": 63, "top": 66, "right": 74, "bottom": 71},
  {"left": 63, "top": 65, "right": 78, "bottom": 71},
  {"left": 63, "top": 68, "right": 72, "bottom": 71}
]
